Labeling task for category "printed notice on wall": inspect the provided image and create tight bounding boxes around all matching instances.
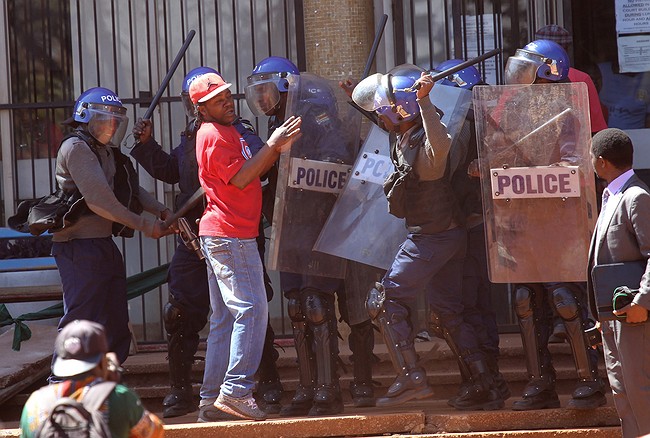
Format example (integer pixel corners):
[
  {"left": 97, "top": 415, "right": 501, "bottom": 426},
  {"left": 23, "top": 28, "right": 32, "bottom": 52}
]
[
  {"left": 616, "top": 0, "right": 650, "bottom": 72},
  {"left": 617, "top": 35, "right": 650, "bottom": 72},
  {"left": 616, "top": 0, "right": 650, "bottom": 33}
]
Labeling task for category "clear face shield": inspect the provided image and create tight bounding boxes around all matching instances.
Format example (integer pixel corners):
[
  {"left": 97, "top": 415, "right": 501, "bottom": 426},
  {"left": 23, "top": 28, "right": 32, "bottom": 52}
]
[
  {"left": 244, "top": 73, "right": 285, "bottom": 116},
  {"left": 181, "top": 92, "right": 196, "bottom": 119},
  {"left": 504, "top": 49, "right": 548, "bottom": 85},
  {"left": 85, "top": 104, "right": 129, "bottom": 147}
]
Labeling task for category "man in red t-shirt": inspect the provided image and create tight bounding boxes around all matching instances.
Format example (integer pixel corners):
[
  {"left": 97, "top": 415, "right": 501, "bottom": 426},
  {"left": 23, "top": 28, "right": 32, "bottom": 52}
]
[
  {"left": 189, "top": 73, "right": 301, "bottom": 421},
  {"left": 535, "top": 24, "right": 608, "bottom": 134}
]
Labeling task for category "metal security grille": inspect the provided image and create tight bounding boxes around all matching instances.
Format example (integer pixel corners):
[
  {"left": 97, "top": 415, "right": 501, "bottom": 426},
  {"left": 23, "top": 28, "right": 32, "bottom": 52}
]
[
  {"left": 0, "top": 0, "right": 572, "bottom": 342},
  {"left": 0, "top": 0, "right": 303, "bottom": 343},
  {"left": 384, "top": 0, "right": 571, "bottom": 85}
]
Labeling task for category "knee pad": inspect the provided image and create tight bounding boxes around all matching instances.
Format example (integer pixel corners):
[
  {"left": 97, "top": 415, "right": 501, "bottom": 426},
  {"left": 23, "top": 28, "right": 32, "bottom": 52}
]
[
  {"left": 303, "top": 288, "right": 332, "bottom": 326},
  {"left": 552, "top": 286, "right": 580, "bottom": 322},
  {"left": 514, "top": 285, "right": 534, "bottom": 320},
  {"left": 366, "top": 282, "right": 385, "bottom": 321},
  {"left": 163, "top": 301, "right": 185, "bottom": 335},
  {"left": 287, "top": 290, "right": 304, "bottom": 323}
]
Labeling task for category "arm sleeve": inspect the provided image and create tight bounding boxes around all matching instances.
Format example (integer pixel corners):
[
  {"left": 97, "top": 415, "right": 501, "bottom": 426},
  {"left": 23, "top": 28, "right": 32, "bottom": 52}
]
[
  {"left": 629, "top": 190, "right": 650, "bottom": 310},
  {"left": 108, "top": 385, "right": 164, "bottom": 438},
  {"left": 64, "top": 142, "right": 157, "bottom": 237},
  {"left": 234, "top": 118, "right": 265, "bottom": 154},
  {"left": 418, "top": 96, "right": 452, "bottom": 175},
  {"left": 130, "top": 137, "right": 181, "bottom": 184},
  {"left": 138, "top": 186, "right": 168, "bottom": 217}
]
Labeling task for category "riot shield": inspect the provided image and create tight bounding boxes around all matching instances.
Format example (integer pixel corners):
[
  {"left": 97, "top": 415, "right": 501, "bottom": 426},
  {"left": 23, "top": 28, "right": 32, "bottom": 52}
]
[
  {"left": 473, "top": 83, "right": 597, "bottom": 283},
  {"left": 267, "top": 73, "right": 359, "bottom": 277},
  {"left": 314, "top": 85, "right": 472, "bottom": 269}
]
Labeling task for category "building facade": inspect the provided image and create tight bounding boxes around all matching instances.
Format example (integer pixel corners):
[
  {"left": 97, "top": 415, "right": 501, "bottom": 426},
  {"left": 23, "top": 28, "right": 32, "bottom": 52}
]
[{"left": 0, "top": 0, "right": 641, "bottom": 342}]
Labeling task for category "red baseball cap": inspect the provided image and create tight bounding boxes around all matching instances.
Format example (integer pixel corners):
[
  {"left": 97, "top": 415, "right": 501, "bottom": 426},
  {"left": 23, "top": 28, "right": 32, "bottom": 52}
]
[{"left": 188, "top": 73, "right": 232, "bottom": 104}]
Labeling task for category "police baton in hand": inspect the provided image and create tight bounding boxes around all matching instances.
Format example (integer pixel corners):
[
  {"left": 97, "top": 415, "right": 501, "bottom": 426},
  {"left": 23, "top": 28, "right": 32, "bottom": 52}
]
[
  {"left": 401, "top": 47, "right": 502, "bottom": 92},
  {"left": 128, "top": 30, "right": 196, "bottom": 146},
  {"left": 161, "top": 186, "right": 205, "bottom": 229}
]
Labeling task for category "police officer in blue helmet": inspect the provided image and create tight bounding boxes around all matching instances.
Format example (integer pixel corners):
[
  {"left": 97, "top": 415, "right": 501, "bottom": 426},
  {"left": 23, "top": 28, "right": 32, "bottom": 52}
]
[
  {"left": 246, "top": 56, "right": 377, "bottom": 415},
  {"left": 505, "top": 39, "right": 570, "bottom": 84},
  {"left": 503, "top": 40, "right": 607, "bottom": 411},
  {"left": 360, "top": 64, "right": 505, "bottom": 410},
  {"left": 52, "top": 86, "right": 173, "bottom": 383},
  {"left": 431, "top": 59, "right": 511, "bottom": 408},
  {"left": 131, "top": 67, "right": 283, "bottom": 420}
]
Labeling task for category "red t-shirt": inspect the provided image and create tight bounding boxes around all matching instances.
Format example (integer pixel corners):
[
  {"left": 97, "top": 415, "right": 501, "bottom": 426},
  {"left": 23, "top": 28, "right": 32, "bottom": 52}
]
[
  {"left": 195, "top": 122, "right": 261, "bottom": 238},
  {"left": 568, "top": 67, "right": 607, "bottom": 133}
]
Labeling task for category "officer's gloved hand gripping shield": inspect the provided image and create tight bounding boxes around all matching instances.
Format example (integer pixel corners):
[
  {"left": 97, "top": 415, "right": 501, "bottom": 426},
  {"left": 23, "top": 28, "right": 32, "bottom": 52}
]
[
  {"left": 267, "top": 72, "right": 359, "bottom": 277},
  {"left": 473, "top": 83, "right": 596, "bottom": 283}
]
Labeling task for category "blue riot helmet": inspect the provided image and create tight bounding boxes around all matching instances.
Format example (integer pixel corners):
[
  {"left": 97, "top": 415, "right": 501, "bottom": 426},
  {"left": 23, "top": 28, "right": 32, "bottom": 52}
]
[
  {"left": 72, "top": 87, "right": 129, "bottom": 147},
  {"left": 432, "top": 59, "right": 483, "bottom": 89},
  {"left": 504, "top": 39, "right": 570, "bottom": 85},
  {"left": 245, "top": 56, "right": 299, "bottom": 116},
  {"left": 374, "top": 63, "right": 425, "bottom": 127},
  {"left": 181, "top": 66, "right": 219, "bottom": 118}
]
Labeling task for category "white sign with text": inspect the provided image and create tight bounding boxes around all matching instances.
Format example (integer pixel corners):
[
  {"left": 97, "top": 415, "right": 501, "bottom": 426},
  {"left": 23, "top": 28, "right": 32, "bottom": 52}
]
[
  {"left": 288, "top": 158, "right": 352, "bottom": 193},
  {"left": 490, "top": 166, "right": 581, "bottom": 199}
]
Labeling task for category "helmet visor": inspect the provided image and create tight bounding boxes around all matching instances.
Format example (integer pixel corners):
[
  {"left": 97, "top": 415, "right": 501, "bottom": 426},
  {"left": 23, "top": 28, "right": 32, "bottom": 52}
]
[
  {"left": 244, "top": 81, "right": 281, "bottom": 116},
  {"left": 86, "top": 105, "right": 129, "bottom": 147},
  {"left": 504, "top": 49, "right": 548, "bottom": 85},
  {"left": 181, "top": 92, "right": 196, "bottom": 119}
]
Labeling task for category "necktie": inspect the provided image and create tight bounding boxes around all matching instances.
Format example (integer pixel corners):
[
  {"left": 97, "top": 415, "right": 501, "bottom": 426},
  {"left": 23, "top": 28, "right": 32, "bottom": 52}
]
[{"left": 602, "top": 188, "right": 610, "bottom": 209}]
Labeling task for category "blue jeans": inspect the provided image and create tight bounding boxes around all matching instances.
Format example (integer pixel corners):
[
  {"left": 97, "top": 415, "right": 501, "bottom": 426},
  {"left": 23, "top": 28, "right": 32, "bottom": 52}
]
[{"left": 199, "top": 236, "right": 268, "bottom": 404}]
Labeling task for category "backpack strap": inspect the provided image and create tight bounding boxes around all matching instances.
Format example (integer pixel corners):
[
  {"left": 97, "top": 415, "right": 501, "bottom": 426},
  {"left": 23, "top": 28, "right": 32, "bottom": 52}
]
[{"left": 80, "top": 381, "right": 117, "bottom": 412}]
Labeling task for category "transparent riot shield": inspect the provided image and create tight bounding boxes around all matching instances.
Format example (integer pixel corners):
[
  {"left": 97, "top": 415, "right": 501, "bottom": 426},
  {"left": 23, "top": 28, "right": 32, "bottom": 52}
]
[
  {"left": 473, "top": 83, "right": 597, "bottom": 283},
  {"left": 314, "top": 85, "right": 472, "bottom": 269},
  {"left": 267, "top": 73, "right": 359, "bottom": 277}
]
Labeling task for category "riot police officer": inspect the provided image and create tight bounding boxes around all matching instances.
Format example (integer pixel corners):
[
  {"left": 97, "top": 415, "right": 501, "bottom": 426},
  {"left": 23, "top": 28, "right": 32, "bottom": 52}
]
[
  {"left": 245, "top": 56, "right": 376, "bottom": 415},
  {"left": 503, "top": 40, "right": 606, "bottom": 410},
  {"left": 432, "top": 59, "right": 510, "bottom": 406},
  {"left": 52, "top": 87, "right": 172, "bottom": 370},
  {"left": 356, "top": 65, "right": 505, "bottom": 410},
  {"left": 130, "top": 67, "right": 283, "bottom": 419}
]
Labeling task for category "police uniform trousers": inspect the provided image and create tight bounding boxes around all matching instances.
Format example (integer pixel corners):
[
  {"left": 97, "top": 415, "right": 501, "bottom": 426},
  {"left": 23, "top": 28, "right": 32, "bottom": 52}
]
[{"left": 53, "top": 237, "right": 131, "bottom": 363}]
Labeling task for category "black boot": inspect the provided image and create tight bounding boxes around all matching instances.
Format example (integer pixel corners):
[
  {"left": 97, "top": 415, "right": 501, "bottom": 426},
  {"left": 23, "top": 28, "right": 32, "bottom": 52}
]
[
  {"left": 163, "top": 357, "right": 195, "bottom": 417},
  {"left": 448, "top": 377, "right": 472, "bottom": 407},
  {"left": 256, "top": 321, "right": 283, "bottom": 414},
  {"left": 486, "top": 354, "right": 511, "bottom": 401},
  {"left": 349, "top": 320, "right": 377, "bottom": 407},
  {"left": 280, "top": 385, "right": 314, "bottom": 417},
  {"left": 376, "top": 347, "right": 433, "bottom": 407},
  {"left": 163, "top": 332, "right": 195, "bottom": 417},
  {"left": 350, "top": 380, "right": 376, "bottom": 408},
  {"left": 307, "top": 298, "right": 344, "bottom": 416},
  {"left": 566, "top": 378, "right": 607, "bottom": 410},
  {"left": 309, "top": 384, "right": 344, "bottom": 416},
  {"left": 453, "top": 360, "right": 505, "bottom": 411},
  {"left": 512, "top": 374, "right": 560, "bottom": 411}
]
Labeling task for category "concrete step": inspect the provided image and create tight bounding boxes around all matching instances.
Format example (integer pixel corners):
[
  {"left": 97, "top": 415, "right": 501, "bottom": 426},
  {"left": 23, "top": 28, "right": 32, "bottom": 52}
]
[
  {"left": 0, "top": 333, "right": 618, "bottom": 438},
  {"left": 113, "top": 333, "right": 607, "bottom": 402}
]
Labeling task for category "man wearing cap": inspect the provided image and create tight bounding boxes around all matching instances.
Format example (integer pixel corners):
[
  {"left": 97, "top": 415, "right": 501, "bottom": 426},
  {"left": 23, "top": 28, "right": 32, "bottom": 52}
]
[
  {"left": 535, "top": 24, "right": 608, "bottom": 134},
  {"left": 20, "top": 320, "right": 164, "bottom": 438},
  {"left": 188, "top": 72, "right": 301, "bottom": 421}
]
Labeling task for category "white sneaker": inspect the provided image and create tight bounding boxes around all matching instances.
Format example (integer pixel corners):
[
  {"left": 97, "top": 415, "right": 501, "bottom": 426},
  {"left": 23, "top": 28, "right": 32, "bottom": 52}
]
[{"left": 215, "top": 393, "right": 268, "bottom": 421}]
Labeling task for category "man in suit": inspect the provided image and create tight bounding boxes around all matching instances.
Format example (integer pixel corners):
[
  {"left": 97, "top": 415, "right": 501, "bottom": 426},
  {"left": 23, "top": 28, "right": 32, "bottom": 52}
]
[{"left": 588, "top": 128, "right": 650, "bottom": 438}]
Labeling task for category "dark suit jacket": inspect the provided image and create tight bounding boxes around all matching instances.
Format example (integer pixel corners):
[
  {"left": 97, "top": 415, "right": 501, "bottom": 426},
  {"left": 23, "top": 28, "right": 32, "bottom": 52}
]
[{"left": 587, "top": 173, "right": 650, "bottom": 319}]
